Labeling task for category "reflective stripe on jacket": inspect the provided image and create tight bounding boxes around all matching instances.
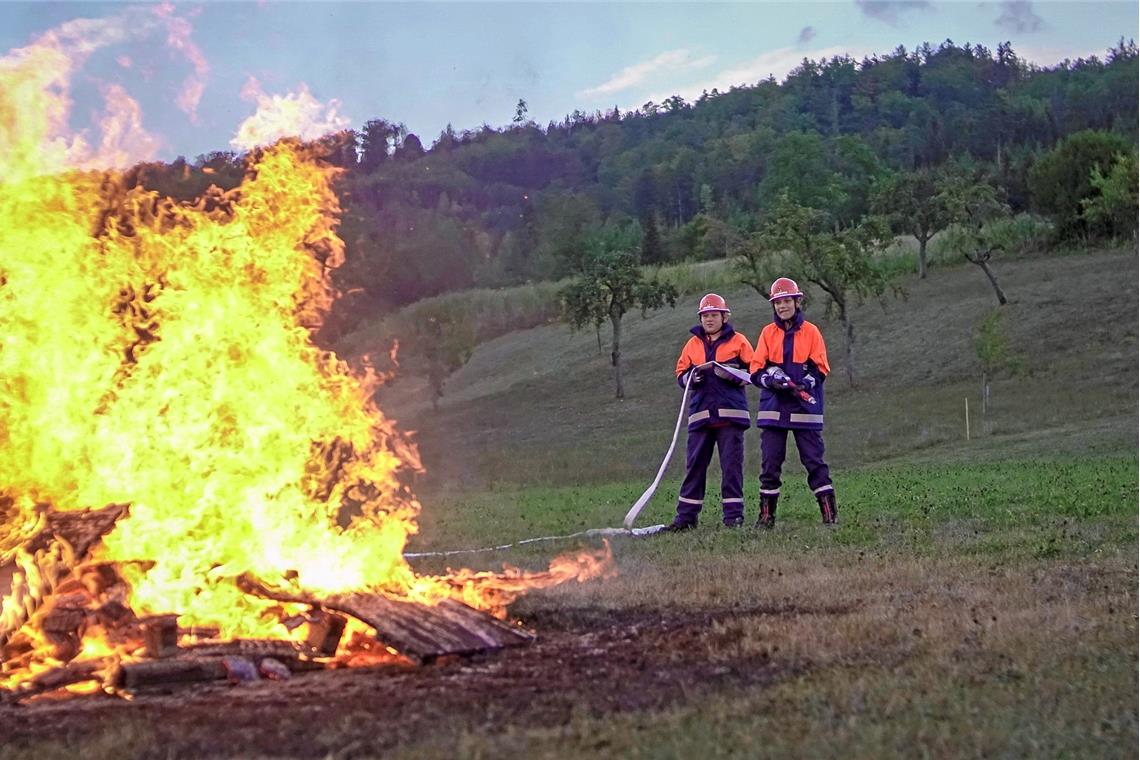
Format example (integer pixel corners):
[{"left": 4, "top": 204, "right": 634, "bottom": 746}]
[
  {"left": 749, "top": 311, "right": 830, "bottom": 431},
  {"left": 675, "top": 323, "right": 754, "bottom": 431}
]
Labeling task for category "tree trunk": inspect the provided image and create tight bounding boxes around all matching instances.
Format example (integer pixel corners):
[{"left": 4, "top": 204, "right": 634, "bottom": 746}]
[
  {"left": 982, "top": 372, "right": 992, "bottom": 435},
  {"left": 968, "top": 257, "right": 1009, "bottom": 305},
  {"left": 840, "top": 302, "right": 856, "bottom": 388},
  {"left": 610, "top": 306, "right": 624, "bottom": 399},
  {"left": 981, "top": 370, "right": 987, "bottom": 417},
  {"left": 917, "top": 235, "right": 929, "bottom": 279}
]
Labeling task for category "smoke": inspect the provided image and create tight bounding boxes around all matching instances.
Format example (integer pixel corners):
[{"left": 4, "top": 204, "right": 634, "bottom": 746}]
[
  {"left": 0, "top": 4, "right": 208, "bottom": 173},
  {"left": 231, "top": 76, "right": 351, "bottom": 151}
]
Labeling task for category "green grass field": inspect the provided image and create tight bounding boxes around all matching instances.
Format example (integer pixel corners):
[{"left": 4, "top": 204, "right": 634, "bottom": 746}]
[
  {"left": 385, "top": 246, "right": 1139, "bottom": 758},
  {"left": 2, "top": 247, "right": 1134, "bottom": 759}
]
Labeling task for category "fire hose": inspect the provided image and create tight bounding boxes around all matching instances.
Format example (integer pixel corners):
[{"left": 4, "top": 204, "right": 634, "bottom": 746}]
[{"left": 404, "top": 361, "right": 751, "bottom": 558}]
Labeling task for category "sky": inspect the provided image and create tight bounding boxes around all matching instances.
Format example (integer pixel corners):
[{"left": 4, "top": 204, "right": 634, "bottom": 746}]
[{"left": 1, "top": 1, "right": 1136, "bottom": 163}]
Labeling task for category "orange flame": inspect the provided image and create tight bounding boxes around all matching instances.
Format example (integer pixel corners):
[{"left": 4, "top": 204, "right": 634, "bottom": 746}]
[{"left": 0, "top": 10, "right": 612, "bottom": 692}]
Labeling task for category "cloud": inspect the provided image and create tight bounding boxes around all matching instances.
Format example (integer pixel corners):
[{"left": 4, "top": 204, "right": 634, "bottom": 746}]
[
  {"left": 798, "top": 26, "right": 817, "bottom": 44},
  {"left": 854, "top": 0, "right": 932, "bottom": 27},
  {"left": 994, "top": 1, "right": 1045, "bottom": 33},
  {"left": 637, "top": 44, "right": 877, "bottom": 108},
  {"left": 577, "top": 49, "right": 715, "bottom": 98}
]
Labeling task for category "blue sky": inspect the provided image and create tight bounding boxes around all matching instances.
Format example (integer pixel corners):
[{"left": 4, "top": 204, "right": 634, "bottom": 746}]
[{"left": 1, "top": 1, "right": 1136, "bottom": 162}]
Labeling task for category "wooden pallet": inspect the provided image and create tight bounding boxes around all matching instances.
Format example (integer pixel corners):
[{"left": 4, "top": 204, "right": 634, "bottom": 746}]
[{"left": 238, "top": 576, "right": 534, "bottom": 663}]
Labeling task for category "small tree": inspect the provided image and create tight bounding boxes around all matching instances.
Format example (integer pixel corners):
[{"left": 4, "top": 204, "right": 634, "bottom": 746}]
[
  {"left": 560, "top": 244, "right": 676, "bottom": 399},
  {"left": 407, "top": 312, "right": 476, "bottom": 410},
  {"left": 973, "top": 309, "right": 1023, "bottom": 434},
  {"left": 871, "top": 167, "right": 952, "bottom": 279},
  {"left": 738, "top": 194, "right": 897, "bottom": 387},
  {"left": 942, "top": 177, "right": 1012, "bottom": 307}
]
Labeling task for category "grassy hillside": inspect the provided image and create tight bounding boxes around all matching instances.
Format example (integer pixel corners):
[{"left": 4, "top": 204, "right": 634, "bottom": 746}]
[{"left": 370, "top": 246, "right": 1137, "bottom": 504}]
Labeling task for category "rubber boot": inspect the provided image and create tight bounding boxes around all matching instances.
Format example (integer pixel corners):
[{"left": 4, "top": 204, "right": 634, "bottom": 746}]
[
  {"left": 662, "top": 517, "right": 697, "bottom": 533},
  {"left": 756, "top": 495, "right": 778, "bottom": 529},
  {"left": 817, "top": 491, "right": 838, "bottom": 525}
]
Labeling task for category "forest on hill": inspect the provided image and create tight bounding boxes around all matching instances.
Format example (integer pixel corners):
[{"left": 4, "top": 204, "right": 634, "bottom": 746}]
[{"left": 126, "top": 39, "right": 1138, "bottom": 341}]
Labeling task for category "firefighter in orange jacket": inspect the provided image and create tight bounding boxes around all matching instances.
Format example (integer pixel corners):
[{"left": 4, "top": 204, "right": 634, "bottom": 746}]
[
  {"left": 665, "top": 294, "right": 755, "bottom": 531},
  {"left": 748, "top": 277, "right": 837, "bottom": 527}
]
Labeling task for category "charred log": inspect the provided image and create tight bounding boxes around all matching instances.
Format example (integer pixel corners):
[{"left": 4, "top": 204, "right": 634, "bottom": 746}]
[
  {"left": 0, "top": 660, "right": 106, "bottom": 704},
  {"left": 113, "top": 657, "right": 226, "bottom": 690},
  {"left": 114, "top": 640, "right": 321, "bottom": 691}
]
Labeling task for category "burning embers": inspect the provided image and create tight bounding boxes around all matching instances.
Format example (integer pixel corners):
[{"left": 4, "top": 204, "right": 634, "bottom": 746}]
[{"left": 1, "top": 40, "right": 611, "bottom": 701}]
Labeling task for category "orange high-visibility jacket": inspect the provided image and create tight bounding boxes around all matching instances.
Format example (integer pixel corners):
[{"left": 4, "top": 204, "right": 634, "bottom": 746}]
[
  {"left": 749, "top": 311, "right": 830, "bottom": 430},
  {"left": 675, "top": 324, "right": 754, "bottom": 430}
]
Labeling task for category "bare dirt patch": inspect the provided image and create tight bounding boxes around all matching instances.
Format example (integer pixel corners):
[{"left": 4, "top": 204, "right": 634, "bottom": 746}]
[{"left": 0, "top": 602, "right": 844, "bottom": 758}]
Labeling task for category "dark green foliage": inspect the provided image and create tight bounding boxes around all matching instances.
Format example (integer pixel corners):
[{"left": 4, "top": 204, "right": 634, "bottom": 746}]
[
  {"left": 1029, "top": 129, "right": 1132, "bottom": 238},
  {"left": 1080, "top": 148, "right": 1138, "bottom": 238},
  {"left": 639, "top": 213, "right": 665, "bottom": 265}
]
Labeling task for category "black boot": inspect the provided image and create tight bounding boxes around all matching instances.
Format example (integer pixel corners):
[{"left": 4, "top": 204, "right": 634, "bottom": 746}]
[
  {"left": 756, "top": 495, "right": 778, "bottom": 529},
  {"left": 662, "top": 518, "right": 697, "bottom": 533},
  {"left": 817, "top": 491, "right": 838, "bottom": 525}
]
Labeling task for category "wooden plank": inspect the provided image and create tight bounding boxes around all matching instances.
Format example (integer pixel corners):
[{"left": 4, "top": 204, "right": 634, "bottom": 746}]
[
  {"left": 24, "top": 504, "right": 129, "bottom": 558},
  {"left": 180, "top": 638, "right": 306, "bottom": 662},
  {"left": 1, "top": 504, "right": 128, "bottom": 652},
  {"left": 315, "top": 593, "right": 535, "bottom": 663},
  {"left": 237, "top": 575, "right": 534, "bottom": 663}
]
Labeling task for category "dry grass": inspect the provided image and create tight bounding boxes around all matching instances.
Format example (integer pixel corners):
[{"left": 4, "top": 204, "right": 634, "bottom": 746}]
[{"left": 422, "top": 552, "right": 1138, "bottom": 759}]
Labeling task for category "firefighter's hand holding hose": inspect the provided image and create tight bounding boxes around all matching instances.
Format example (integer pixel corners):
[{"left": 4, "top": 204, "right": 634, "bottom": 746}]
[
  {"left": 681, "top": 361, "right": 715, "bottom": 386},
  {"left": 756, "top": 366, "right": 817, "bottom": 405},
  {"left": 757, "top": 366, "right": 794, "bottom": 390}
]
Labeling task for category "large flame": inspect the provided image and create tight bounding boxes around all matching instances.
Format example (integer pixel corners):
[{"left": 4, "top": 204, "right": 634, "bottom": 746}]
[{"left": 0, "top": 10, "right": 610, "bottom": 692}]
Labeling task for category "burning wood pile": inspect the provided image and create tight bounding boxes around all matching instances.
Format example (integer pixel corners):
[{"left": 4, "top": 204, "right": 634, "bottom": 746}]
[
  {"left": 0, "top": 27, "right": 610, "bottom": 705},
  {"left": 1, "top": 502, "right": 539, "bottom": 704}
]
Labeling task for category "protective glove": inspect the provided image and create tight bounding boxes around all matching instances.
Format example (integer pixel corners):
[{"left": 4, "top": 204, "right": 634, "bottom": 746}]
[
  {"left": 801, "top": 372, "right": 817, "bottom": 390},
  {"left": 683, "top": 367, "right": 704, "bottom": 385},
  {"left": 760, "top": 366, "right": 793, "bottom": 390}
]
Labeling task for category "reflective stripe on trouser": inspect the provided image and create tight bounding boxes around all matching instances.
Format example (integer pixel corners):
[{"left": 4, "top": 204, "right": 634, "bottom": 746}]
[
  {"left": 676, "top": 425, "right": 745, "bottom": 522},
  {"left": 759, "top": 427, "right": 832, "bottom": 495}
]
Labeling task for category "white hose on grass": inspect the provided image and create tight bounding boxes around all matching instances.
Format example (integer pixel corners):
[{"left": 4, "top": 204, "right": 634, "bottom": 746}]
[{"left": 404, "top": 362, "right": 749, "bottom": 558}]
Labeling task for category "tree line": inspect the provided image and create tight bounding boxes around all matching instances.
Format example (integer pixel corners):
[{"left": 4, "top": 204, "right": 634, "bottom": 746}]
[{"left": 123, "top": 39, "right": 1138, "bottom": 396}]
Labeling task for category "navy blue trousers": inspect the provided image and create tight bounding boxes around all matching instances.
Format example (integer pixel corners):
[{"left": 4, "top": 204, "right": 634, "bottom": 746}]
[
  {"left": 759, "top": 427, "right": 833, "bottom": 497},
  {"left": 675, "top": 424, "right": 745, "bottom": 524}
]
